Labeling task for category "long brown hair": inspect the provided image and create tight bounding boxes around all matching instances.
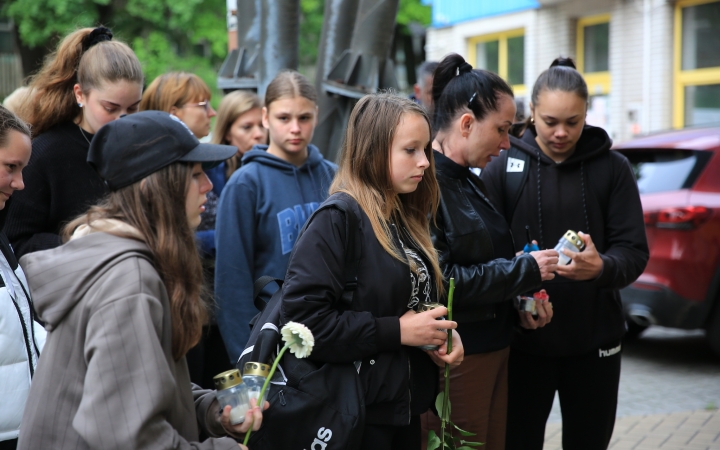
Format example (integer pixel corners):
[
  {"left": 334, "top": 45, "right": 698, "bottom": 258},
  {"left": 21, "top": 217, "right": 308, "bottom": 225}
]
[
  {"left": 140, "top": 72, "right": 212, "bottom": 113},
  {"left": 63, "top": 162, "right": 206, "bottom": 360},
  {"left": 211, "top": 90, "right": 263, "bottom": 178},
  {"left": 331, "top": 93, "right": 443, "bottom": 293},
  {"left": 18, "top": 28, "right": 143, "bottom": 136}
]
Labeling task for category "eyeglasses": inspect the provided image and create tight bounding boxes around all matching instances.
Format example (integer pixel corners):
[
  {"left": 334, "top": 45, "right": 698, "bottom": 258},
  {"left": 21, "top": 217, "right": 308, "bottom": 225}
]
[{"left": 183, "top": 100, "right": 211, "bottom": 113}]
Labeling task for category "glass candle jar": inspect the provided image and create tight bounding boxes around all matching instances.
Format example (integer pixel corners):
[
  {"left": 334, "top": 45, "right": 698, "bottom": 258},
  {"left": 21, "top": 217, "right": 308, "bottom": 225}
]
[
  {"left": 242, "top": 362, "right": 270, "bottom": 405},
  {"left": 213, "top": 369, "right": 250, "bottom": 425},
  {"left": 554, "top": 230, "right": 586, "bottom": 265},
  {"left": 416, "top": 302, "right": 446, "bottom": 351}
]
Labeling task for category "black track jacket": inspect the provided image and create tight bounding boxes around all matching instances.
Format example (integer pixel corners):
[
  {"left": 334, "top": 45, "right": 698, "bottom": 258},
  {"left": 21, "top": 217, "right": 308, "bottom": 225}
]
[
  {"left": 280, "top": 193, "right": 438, "bottom": 426},
  {"left": 481, "top": 125, "right": 649, "bottom": 357}
]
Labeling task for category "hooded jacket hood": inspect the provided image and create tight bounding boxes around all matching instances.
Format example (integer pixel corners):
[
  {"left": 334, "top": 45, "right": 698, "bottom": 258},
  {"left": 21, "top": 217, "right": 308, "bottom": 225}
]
[
  {"left": 242, "top": 143, "right": 329, "bottom": 172},
  {"left": 20, "top": 232, "right": 152, "bottom": 331},
  {"left": 512, "top": 124, "right": 612, "bottom": 166}
]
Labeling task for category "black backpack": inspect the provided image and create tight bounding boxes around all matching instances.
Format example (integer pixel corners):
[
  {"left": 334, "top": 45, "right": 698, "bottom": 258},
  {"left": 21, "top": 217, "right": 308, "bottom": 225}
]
[{"left": 238, "top": 197, "right": 365, "bottom": 450}]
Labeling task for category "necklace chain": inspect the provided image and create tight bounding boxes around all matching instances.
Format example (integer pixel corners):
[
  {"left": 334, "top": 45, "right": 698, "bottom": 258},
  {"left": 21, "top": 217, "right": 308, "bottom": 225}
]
[{"left": 78, "top": 124, "right": 91, "bottom": 146}]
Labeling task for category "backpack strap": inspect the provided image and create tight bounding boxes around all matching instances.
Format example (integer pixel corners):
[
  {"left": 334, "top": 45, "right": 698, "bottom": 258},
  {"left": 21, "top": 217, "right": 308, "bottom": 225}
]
[
  {"left": 503, "top": 146, "right": 531, "bottom": 224},
  {"left": 296, "top": 197, "right": 362, "bottom": 307},
  {"left": 252, "top": 276, "right": 283, "bottom": 313}
]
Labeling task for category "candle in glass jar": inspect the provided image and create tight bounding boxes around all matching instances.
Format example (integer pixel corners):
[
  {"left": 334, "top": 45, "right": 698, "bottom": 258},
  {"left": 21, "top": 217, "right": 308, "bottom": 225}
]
[
  {"left": 242, "top": 362, "right": 271, "bottom": 404},
  {"left": 213, "top": 369, "right": 250, "bottom": 425}
]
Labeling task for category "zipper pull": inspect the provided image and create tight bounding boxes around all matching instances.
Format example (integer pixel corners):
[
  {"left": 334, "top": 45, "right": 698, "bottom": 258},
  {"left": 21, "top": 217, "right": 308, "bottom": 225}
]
[{"left": 279, "top": 390, "right": 287, "bottom": 406}]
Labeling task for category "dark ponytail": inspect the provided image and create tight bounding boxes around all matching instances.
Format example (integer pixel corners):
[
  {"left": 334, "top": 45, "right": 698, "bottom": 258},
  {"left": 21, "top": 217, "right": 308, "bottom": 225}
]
[
  {"left": 517, "top": 56, "right": 589, "bottom": 136},
  {"left": 431, "top": 53, "right": 514, "bottom": 135}
]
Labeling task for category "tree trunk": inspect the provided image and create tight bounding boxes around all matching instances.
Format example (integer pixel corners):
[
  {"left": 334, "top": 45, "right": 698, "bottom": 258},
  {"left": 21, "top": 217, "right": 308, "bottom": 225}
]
[{"left": 13, "top": 26, "right": 48, "bottom": 78}]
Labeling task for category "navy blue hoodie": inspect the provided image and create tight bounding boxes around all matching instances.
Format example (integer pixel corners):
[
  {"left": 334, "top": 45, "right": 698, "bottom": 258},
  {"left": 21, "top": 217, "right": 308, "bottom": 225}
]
[{"left": 215, "top": 144, "right": 336, "bottom": 362}]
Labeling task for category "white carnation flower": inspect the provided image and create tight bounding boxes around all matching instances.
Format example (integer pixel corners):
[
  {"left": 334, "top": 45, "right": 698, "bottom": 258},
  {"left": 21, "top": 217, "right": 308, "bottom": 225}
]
[{"left": 280, "top": 322, "right": 315, "bottom": 359}]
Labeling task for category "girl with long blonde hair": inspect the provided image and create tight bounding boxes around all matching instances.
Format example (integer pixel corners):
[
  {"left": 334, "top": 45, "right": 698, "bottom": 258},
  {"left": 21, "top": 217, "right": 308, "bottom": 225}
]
[{"left": 280, "top": 93, "right": 464, "bottom": 449}]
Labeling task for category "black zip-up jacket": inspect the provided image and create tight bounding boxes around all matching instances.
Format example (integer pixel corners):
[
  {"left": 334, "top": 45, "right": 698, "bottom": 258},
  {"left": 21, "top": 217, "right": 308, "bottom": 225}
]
[
  {"left": 481, "top": 125, "right": 649, "bottom": 357},
  {"left": 432, "top": 151, "right": 542, "bottom": 354},
  {"left": 280, "top": 193, "right": 438, "bottom": 426}
]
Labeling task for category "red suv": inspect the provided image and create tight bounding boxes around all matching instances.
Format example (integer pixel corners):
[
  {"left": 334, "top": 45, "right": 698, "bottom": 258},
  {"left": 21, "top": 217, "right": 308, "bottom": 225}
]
[{"left": 614, "top": 127, "right": 720, "bottom": 356}]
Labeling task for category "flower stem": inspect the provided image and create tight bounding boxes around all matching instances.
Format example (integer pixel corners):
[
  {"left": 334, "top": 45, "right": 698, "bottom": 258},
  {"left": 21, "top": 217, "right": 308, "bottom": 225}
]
[
  {"left": 440, "top": 277, "right": 455, "bottom": 449},
  {"left": 242, "top": 342, "right": 291, "bottom": 445}
]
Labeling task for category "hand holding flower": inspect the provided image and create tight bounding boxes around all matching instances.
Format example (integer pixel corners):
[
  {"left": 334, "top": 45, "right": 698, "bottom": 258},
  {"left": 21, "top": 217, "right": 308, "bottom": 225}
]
[
  {"left": 426, "top": 329, "right": 464, "bottom": 369},
  {"left": 220, "top": 398, "right": 268, "bottom": 438},
  {"left": 399, "top": 306, "right": 456, "bottom": 347}
]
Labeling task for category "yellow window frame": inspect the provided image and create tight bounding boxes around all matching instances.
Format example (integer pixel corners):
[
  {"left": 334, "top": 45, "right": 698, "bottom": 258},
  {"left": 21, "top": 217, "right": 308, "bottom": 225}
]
[
  {"left": 673, "top": 0, "right": 720, "bottom": 128},
  {"left": 467, "top": 28, "right": 526, "bottom": 96},
  {"left": 576, "top": 14, "right": 611, "bottom": 95}
]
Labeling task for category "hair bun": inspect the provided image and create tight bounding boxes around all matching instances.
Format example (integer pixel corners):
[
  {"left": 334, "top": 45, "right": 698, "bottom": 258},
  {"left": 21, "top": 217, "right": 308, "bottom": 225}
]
[
  {"left": 458, "top": 62, "right": 473, "bottom": 75},
  {"left": 550, "top": 57, "right": 577, "bottom": 70},
  {"left": 82, "top": 27, "right": 113, "bottom": 52}
]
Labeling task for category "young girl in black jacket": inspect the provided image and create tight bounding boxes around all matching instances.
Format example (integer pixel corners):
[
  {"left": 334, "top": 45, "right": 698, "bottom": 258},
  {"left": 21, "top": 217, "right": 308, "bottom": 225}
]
[
  {"left": 481, "top": 58, "right": 649, "bottom": 450},
  {"left": 280, "top": 93, "right": 464, "bottom": 450}
]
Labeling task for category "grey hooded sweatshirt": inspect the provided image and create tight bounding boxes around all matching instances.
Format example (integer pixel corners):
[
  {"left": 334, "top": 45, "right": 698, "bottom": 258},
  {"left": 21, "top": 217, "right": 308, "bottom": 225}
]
[{"left": 16, "top": 230, "right": 239, "bottom": 450}]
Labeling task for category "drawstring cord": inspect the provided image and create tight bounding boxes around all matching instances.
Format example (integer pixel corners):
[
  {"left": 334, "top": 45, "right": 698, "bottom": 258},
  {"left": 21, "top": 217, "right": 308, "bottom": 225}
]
[{"left": 535, "top": 151, "right": 590, "bottom": 248}]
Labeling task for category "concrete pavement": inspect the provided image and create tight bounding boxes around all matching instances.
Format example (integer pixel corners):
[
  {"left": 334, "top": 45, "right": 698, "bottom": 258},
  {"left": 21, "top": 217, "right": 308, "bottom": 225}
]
[
  {"left": 545, "top": 409, "right": 720, "bottom": 449},
  {"left": 543, "top": 327, "right": 720, "bottom": 449}
]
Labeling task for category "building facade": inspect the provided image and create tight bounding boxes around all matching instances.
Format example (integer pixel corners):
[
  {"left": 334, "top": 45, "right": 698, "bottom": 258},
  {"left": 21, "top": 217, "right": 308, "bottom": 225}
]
[{"left": 424, "top": 0, "right": 720, "bottom": 143}]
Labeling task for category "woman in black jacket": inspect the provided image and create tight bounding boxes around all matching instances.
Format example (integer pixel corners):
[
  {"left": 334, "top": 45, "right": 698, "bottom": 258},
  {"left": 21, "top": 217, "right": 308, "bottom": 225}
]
[
  {"left": 481, "top": 58, "right": 649, "bottom": 450},
  {"left": 420, "top": 54, "right": 559, "bottom": 449},
  {"left": 280, "top": 93, "right": 464, "bottom": 450}
]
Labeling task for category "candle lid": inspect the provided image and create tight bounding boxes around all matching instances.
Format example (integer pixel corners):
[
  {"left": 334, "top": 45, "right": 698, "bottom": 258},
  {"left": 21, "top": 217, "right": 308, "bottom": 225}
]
[
  {"left": 243, "top": 361, "right": 270, "bottom": 378},
  {"left": 418, "top": 302, "right": 444, "bottom": 313},
  {"left": 213, "top": 369, "right": 243, "bottom": 390},
  {"left": 563, "top": 230, "right": 585, "bottom": 251}
]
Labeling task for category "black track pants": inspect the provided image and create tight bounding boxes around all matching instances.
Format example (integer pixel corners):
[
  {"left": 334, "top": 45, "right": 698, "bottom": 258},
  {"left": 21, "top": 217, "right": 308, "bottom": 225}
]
[
  {"left": 505, "top": 341, "right": 622, "bottom": 450},
  {"left": 360, "top": 415, "right": 421, "bottom": 450}
]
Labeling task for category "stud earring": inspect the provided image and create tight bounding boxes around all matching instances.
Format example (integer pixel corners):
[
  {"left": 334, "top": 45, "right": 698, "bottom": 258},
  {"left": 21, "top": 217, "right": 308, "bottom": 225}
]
[
  {"left": 530, "top": 117, "right": 535, "bottom": 124},
  {"left": 78, "top": 102, "right": 83, "bottom": 108}
]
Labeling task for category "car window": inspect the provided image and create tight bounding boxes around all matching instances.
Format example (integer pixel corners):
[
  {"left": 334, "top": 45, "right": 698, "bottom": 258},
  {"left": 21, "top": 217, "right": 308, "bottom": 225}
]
[{"left": 619, "top": 149, "right": 711, "bottom": 194}]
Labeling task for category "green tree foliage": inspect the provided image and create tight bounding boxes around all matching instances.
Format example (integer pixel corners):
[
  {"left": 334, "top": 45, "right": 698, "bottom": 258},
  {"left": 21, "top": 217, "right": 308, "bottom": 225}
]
[
  {"left": 4, "top": 0, "right": 430, "bottom": 98},
  {"left": 3, "top": 0, "right": 227, "bottom": 102},
  {"left": 397, "top": 0, "right": 432, "bottom": 27}
]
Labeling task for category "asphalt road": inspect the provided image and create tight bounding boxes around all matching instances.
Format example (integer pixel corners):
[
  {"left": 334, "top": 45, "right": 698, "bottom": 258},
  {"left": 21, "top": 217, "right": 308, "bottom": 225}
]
[{"left": 548, "top": 326, "right": 720, "bottom": 423}]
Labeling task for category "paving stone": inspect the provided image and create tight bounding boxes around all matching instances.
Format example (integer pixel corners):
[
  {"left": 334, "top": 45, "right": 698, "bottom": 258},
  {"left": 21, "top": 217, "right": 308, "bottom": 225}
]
[{"left": 544, "top": 327, "right": 720, "bottom": 449}]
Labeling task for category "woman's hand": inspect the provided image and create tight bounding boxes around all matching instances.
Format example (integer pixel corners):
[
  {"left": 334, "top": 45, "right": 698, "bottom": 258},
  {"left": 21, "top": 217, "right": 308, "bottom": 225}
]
[
  {"left": 519, "top": 299, "right": 553, "bottom": 329},
  {"left": 530, "top": 249, "right": 559, "bottom": 281},
  {"left": 399, "top": 307, "right": 457, "bottom": 347},
  {"left": 555, "top": 232, "right": 603, "bottom": 280},
  {"left": 427, "top": 329, "right": 464, "bottom": 369},
  {"left": 220, "top": 398, "right": 269, "bottom": 441}
]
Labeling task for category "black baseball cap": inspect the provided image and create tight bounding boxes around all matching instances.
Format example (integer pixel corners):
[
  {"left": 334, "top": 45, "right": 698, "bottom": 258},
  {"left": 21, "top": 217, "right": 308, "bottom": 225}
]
[{"left": 87, "top": 110, "right": 237, "bottom": 191}]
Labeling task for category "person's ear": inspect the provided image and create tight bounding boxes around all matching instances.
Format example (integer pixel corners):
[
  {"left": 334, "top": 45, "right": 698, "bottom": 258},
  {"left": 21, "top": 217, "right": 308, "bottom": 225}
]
[
  {"left": 73, "top": 84, "right": 85, "bottom": 105},
  {"left": 261, "top": 106, "right": 270, "bottom": 129},
  {"left": 313, "top": 105, "right": 319, "bottom": 127},
  {"left": 459, "top": 113, "right": 474, "bottom": 138},
  {"left": 413, "top": 84, "right": 422, "bottom": 101}
]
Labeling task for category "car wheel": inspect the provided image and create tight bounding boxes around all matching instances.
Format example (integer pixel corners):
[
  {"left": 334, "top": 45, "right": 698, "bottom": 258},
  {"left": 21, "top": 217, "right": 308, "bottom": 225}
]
[
  {"left": 625, "top": 319, "right": 649, "bottom": 340},
  {"left": 707, "top": 304, "right": 720, "bottom": 358}
]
